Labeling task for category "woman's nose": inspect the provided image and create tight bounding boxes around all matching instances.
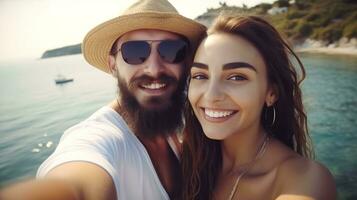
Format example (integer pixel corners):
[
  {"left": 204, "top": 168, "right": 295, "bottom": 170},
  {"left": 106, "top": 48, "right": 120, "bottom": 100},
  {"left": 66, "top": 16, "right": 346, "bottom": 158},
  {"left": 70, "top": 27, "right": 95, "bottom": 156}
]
[{"left": 204, "top": 80, "right": 226, "bottom": 102}]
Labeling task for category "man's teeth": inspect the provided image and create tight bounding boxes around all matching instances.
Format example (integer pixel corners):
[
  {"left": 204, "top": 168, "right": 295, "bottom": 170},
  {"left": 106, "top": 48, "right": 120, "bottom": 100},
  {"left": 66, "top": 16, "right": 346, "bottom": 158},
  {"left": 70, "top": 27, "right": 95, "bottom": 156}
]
[
  {"left": 142, "top": 83, "right": 166, "bottom": 89},
  {"left": 204, "top": 109, "right": 234, "bottom": 118}
]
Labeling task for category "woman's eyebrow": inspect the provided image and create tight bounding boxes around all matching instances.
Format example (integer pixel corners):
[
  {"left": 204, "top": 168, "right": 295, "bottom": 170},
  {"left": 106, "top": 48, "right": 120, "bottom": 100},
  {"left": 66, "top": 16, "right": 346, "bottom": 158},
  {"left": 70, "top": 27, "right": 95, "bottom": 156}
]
[
  {"left": 192, "top": 62, "right": 208, "bottom": 69},
  {"left": 223, "top": 62, "right": 257, "bottom": 72},
  {"left": 192, "top": 62, "right": 257, "bottom": 72}
]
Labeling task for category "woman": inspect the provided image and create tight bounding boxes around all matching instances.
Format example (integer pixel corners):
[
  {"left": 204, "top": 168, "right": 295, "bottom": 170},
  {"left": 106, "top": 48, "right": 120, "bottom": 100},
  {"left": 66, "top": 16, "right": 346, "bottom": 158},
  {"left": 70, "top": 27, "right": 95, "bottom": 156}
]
[{"left": 181, "top": 15, "right": 336, "bottom": 200}]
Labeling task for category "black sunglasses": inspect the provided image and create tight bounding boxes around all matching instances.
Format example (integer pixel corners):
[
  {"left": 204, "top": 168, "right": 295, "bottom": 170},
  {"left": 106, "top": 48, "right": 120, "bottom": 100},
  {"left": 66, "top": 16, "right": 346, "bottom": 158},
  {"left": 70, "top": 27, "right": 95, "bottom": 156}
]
[{"left": 116, "top": 40, "right": 188, "bottom": 65}]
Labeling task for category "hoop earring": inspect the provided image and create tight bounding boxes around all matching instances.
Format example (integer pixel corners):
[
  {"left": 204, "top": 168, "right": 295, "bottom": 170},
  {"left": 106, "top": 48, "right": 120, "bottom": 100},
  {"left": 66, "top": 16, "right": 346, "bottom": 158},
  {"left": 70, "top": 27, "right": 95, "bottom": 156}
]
[
  {"left": 271, "top": 106, "right": 276, "bottom": 127},
  {"left": 265, "top": 105, "right": 276, "bottom": 127}
]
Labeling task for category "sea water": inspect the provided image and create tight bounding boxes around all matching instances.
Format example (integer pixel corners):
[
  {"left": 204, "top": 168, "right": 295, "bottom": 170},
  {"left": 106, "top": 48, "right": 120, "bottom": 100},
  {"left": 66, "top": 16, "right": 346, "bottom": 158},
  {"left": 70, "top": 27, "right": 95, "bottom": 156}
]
[{"left": 0, "top": 53, "right": 356, "bottom": 199}]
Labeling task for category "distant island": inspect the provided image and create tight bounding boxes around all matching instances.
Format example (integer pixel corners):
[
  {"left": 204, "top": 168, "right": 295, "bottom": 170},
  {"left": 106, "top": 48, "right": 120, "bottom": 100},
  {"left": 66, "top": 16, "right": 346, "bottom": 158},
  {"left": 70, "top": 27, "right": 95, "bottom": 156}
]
[
  {"left": 41, "top": 0, "right": 357, "bottom": 58},
  {"left": 41, "top": 43, "right": 81, "bottom": 59}
]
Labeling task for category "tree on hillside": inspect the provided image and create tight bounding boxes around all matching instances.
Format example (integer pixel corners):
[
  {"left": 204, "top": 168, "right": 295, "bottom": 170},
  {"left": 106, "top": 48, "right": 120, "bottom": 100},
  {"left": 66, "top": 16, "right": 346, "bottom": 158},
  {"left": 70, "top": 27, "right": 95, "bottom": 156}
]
[
  {"left": 219, "top": 2, "right": 227, "bottom": 7},
  {"left": 294, "top": 0, "right": 311, "bottom": 9},
  {"left": 275, "top": 0, "right": 290, "bottom": 7}
]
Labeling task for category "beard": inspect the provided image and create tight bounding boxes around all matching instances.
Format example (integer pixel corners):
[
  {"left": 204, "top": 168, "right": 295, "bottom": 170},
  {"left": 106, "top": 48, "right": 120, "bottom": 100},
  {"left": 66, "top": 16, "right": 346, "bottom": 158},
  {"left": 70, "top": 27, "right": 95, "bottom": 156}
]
[{"left": 117, "top": 73, "right": 186, "bottom": 139}]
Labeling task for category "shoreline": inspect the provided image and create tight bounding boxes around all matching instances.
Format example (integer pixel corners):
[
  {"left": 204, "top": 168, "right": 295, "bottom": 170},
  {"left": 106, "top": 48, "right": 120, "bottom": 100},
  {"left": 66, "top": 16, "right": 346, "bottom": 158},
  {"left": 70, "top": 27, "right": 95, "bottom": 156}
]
[
  {"left": 295, "top": 47, "right": 357, "bottom": 57},
  {"left": 293, "top": 38, "right": 357, "bottom": 57}
]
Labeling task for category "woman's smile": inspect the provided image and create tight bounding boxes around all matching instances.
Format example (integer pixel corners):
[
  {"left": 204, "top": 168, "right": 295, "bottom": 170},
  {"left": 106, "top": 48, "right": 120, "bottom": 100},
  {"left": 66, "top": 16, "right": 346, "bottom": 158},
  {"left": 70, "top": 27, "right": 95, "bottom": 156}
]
[{"left": 200, "top": 107, "right": 238, "bottom": 122}]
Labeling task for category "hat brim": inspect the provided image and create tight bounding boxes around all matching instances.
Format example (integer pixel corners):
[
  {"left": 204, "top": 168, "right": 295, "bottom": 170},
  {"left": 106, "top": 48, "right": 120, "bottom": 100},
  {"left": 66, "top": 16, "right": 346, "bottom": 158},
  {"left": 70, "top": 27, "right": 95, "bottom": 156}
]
[{"left": 82, "top": 12, "right": 207, "bottom": 73}]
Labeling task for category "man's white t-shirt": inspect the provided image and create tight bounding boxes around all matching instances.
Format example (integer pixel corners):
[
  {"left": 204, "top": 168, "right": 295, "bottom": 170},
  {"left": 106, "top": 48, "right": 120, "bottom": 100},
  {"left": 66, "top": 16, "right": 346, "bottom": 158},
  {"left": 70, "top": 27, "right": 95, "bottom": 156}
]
[{"left": 37, "top": 106, "right": 170, "bottom": 200}]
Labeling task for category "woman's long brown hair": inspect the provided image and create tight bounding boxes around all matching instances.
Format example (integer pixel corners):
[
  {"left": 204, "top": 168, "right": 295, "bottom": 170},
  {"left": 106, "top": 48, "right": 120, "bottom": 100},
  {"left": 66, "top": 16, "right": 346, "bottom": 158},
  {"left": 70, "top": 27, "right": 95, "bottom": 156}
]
[{"left": 181, "top": 14, "right": 314, "bottom": 200}]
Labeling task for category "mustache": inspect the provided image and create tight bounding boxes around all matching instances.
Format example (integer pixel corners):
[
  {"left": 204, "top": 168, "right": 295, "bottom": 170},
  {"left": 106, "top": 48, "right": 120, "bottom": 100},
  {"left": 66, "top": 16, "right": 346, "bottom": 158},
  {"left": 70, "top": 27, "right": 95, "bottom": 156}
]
[{"left": 129, "top": 74, "right": 178, "bottom": 88}]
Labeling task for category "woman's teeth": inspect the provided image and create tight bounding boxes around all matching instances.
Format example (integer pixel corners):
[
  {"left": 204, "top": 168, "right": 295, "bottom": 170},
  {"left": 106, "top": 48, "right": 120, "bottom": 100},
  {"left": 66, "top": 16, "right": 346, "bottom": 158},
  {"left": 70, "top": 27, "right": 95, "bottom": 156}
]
[{"left": 204, "top": 109, "right": 235, "bottom": 118}]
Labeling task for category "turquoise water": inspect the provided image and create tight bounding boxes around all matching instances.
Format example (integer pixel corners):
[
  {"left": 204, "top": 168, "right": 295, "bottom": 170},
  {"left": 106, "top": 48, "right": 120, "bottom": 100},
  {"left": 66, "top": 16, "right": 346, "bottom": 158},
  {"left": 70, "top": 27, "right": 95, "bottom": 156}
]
[{"left": 0, "top": 54, "right": 356, "bottom": 199}]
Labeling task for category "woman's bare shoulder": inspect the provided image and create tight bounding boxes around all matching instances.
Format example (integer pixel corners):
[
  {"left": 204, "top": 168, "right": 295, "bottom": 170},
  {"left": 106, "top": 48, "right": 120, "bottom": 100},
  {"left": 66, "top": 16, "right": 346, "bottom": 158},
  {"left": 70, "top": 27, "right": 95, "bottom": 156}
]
[{"left": 272, "top": 148, "right": 337, "bottom": 200}]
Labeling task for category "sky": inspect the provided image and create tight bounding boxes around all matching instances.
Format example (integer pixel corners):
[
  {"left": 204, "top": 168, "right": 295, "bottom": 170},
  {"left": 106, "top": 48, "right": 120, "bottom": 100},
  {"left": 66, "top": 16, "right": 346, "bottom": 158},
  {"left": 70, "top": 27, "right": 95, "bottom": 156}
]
[{"left": 0, "top": 0, "right": 275, "bottom": 62}]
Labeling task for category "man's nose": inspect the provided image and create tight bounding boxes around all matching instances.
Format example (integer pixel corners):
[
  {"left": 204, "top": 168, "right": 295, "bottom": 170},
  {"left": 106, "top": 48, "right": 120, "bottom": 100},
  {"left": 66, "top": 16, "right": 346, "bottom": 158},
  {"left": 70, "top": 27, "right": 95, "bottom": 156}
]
[{"left": 143, "top": 48, "right": 165, "bottom": 78}]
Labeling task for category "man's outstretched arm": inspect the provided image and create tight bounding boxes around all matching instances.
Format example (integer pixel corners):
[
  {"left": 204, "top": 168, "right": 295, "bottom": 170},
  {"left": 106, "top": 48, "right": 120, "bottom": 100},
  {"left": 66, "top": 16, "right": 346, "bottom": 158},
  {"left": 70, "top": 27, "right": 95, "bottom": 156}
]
[
  {"left": 0, "top": 162, "right": 116, "bottom": 200},
  {"left": 0, "top": 179, "right": 80, "bottom": 200}
]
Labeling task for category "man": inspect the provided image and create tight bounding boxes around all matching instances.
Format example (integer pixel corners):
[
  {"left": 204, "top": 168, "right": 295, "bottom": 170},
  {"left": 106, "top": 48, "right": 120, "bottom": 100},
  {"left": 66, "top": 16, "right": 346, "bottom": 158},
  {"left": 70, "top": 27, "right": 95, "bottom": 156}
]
[{"left": 0, "top": 0, "right": 206, "bottom": 199}]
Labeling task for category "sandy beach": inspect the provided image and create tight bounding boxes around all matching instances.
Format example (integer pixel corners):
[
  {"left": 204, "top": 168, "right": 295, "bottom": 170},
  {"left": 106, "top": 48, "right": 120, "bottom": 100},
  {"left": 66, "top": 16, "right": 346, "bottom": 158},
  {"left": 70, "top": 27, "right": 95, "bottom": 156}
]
[
  {"left": 294, "top": 38, "right": 357, "bottom": 57},
  {"left": 295, "top": 47, "right": 357, "bottom": 56}
]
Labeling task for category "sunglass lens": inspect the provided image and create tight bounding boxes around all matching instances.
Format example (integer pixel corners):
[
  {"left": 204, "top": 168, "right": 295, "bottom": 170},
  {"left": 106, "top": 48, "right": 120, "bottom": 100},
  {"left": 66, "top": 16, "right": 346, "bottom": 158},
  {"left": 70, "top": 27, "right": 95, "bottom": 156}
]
[
  {"left": 121, "top": 41, "right": 150, "bottom": 64},
  {"left": 158, "top": 40, "right": 187, "bottom": 63}
]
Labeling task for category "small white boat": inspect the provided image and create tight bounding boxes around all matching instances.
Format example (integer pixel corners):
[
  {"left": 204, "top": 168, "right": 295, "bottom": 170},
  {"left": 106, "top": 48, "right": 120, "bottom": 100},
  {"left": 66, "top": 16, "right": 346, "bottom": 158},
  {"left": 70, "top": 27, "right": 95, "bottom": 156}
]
[{"left": 55, "top": 74, "right": 73, "bottom": 84}]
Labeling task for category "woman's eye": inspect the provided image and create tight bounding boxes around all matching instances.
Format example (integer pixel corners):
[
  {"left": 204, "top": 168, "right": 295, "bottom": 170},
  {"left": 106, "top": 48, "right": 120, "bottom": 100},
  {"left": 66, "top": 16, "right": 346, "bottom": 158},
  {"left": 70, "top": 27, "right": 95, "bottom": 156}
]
[
  {"left": 191, "top": 74, "right": 207, "bottom": 80},
  {"left": 228, "top": 75, "right": 247, "bottom": 81}
]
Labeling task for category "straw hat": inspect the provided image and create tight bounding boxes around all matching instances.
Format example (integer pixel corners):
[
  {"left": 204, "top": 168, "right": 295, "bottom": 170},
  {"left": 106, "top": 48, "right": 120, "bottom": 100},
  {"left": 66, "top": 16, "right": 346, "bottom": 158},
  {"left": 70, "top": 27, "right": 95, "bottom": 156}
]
[{"left": 82, "top": 0, "right": 207, "bottom": 73}]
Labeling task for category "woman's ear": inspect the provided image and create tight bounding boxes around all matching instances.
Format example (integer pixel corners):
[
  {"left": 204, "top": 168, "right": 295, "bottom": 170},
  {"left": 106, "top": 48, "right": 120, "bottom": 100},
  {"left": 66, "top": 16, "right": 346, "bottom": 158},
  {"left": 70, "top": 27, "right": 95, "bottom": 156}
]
[
  {"left": 266, "top": 84, "right": 278, "bottom": 106},
  {"left": 108, "top": 55, "right": 118, "bottom": 78}
]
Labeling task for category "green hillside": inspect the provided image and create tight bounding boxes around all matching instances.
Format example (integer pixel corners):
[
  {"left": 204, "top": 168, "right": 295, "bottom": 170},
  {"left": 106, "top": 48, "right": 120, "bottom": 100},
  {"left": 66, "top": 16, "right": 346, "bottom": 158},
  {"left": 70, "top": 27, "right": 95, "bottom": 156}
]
[
  {"left": 197, "top": 0, "right": 356, "bottom": 43},
  {"left": 266, "top": 0, "right": 357, "bottom": 43}
]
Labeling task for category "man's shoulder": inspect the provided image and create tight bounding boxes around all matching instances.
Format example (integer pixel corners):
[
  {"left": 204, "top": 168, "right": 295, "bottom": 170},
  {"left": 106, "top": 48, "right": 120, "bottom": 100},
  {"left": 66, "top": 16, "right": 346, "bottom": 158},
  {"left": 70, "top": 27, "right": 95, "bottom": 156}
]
[
  {"left": 64, "top": 106, "right": 130, "bottom": 138},
  {"left": 85, "top": 106, "right": 127, "bottom": 129},
  {"left": 37, "top": 107, "right": 132, "bottom": 180}
]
